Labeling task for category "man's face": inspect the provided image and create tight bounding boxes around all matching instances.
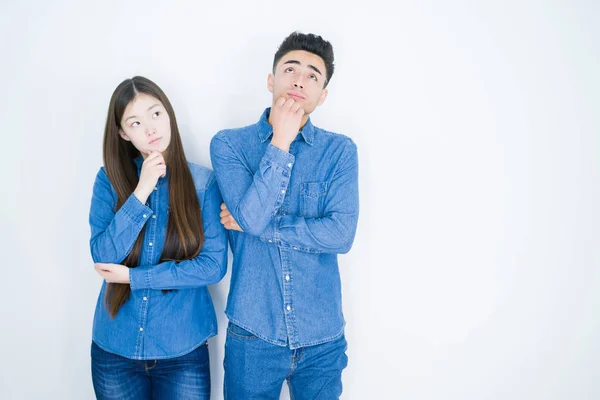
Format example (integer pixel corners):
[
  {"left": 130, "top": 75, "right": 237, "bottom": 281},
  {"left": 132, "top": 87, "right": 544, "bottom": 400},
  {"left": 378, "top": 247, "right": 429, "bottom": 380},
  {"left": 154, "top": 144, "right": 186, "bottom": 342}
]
[{"left": 268, "top": 50, "right": 329, "bottom": 116}]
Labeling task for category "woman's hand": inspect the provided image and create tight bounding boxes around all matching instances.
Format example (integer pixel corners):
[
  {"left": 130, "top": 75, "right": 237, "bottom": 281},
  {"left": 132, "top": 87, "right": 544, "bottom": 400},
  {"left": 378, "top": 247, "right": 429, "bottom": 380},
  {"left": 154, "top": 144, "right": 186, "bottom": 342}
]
[
  {"left": 94, "top": 263, "right": 131, "bottom": 284},
  {"left": 133, "top": 151, "right": 166, "bottom": 204}
]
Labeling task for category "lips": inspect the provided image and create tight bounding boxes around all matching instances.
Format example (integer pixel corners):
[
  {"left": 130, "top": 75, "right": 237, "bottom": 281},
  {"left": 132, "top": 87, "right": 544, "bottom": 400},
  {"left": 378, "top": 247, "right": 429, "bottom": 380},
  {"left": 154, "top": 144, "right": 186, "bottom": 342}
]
[
  {"left": 288, "top": 92, "right": 305, "bottom": 100},
  {"left": 149, "top": 137, "right": 162, "bottom": 145}
]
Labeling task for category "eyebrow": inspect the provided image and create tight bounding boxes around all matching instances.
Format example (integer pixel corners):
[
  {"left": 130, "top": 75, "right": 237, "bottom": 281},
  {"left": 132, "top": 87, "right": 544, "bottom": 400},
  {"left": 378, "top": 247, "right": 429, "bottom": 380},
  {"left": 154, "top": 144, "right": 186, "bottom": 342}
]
[
  {"left": 125, "top": 104, "right": 162, "bottom": 122},
  {"left": 283, "top": 60, "right": 323, "bottom": 77}
]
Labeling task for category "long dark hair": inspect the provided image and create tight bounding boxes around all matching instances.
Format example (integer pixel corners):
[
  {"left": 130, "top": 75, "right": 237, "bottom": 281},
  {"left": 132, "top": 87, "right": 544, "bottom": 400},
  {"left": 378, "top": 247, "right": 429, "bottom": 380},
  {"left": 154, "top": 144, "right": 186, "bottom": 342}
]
[{"left": 102, "top": 76, "right": 203, "bottom": 317}]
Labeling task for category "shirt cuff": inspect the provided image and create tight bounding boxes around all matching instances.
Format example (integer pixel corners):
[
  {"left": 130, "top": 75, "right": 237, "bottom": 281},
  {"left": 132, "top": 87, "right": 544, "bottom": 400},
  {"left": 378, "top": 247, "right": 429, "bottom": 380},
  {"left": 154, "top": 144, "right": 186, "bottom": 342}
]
[
  {"left": 263, "top": 144, "right": 295, "bottom": 175},
  {"left": 129, "top": 267, "right": 152, "bottom": 291},
  {"left": 260, "top": 216, "right": 279, "bottom": 244},
  {"left": 120, "top": 193, "right": 153, "bottom": 227}
]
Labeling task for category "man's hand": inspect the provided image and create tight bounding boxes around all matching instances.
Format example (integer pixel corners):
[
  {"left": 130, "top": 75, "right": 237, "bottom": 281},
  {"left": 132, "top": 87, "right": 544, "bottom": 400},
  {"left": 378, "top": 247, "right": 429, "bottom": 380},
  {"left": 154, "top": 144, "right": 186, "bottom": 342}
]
[
  {"left": 270, "top": 97, "right": 305, "bottom": 152},
  {"left": 94, "top": 263, "right": 131, "bottom": 284},
  {"left": 220, "top": 203, "right": 243, "bottom": 232}
]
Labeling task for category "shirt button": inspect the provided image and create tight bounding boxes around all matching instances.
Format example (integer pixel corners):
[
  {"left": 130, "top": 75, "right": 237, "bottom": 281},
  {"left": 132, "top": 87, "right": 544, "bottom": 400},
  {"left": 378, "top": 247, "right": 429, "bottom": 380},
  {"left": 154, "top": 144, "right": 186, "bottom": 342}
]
[
  {"left": 293, "top": 247, "right": 298, "bottom": 250},
  {"left": 143, "top": 297, "right": 147, "bottom": 301},
  {"left": 281, "top": 190, "right": 286, "bottom": 194},
  {"left": 152, "top": 215, "right": 157, "bottom": 219},
  {"left": 148, "top": 242, "right": 153, "bottom": 246},
  {"left": 285, "top": 275, "right": 290, "bottom": 281},
  {"left": 143, "top": 214, "right": 147, "bottom": 218},
  {"left": 154, "top": 187, "right": 158, "bottom": 191},
  {"left": 139, "top": 327, "right": 143, "bottom": 331},
  {"left": 287, "top": 163, "right": 292, "bottom": 168},
  {"left": 268, "top": 239, "right": 273, "bottom": 243},
  {"left": 286, "top": 305, "right": 291, "bottom": 311}
]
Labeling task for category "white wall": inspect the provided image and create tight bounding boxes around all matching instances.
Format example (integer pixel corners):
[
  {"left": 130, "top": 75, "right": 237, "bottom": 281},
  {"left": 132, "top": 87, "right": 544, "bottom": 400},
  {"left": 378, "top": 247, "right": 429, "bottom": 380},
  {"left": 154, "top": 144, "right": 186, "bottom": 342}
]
[{"left": 1, "top": 1, "right": 598, "bottom": 399}]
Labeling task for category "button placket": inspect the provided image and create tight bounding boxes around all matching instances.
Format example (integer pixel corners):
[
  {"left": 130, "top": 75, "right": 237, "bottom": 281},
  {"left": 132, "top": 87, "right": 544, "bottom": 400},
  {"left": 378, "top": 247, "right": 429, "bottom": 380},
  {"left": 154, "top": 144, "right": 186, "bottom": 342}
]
[
  {"left": 138, "top": 183, "right": 159, "bottom": 357},
  {"left": 280, "top": 248, "right": 296, "bottom": 344}
]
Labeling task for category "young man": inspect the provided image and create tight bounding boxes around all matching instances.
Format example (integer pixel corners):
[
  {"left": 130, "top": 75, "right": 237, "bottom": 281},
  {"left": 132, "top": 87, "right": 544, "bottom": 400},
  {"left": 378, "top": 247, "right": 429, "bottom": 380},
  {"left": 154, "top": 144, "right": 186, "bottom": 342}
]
[{"left": 210, "top": 32, "right": 359, "bottom": 399}]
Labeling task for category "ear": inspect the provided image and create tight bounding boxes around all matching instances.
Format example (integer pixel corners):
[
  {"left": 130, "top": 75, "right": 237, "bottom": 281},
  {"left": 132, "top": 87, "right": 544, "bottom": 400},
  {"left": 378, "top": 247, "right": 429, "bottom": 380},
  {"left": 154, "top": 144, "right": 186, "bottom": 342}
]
[
  {"left": 118, "top": 128, "right": 131, "bottom": 141},
  {"left": 267, "top": 73, "right": 274, "bottom": 94},
  {"left": 317, "top": 88, "right": 328, "bottom": 107}
]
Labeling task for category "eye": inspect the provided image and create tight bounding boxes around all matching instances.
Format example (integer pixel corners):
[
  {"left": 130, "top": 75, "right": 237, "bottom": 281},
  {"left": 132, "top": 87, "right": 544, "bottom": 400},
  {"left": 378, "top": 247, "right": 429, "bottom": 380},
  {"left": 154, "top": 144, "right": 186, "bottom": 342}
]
[
  {"left": 285, "top": 67, "right": 294, "bottom": 73},
  {"left": 152, "top": 111, "right": 160, "bottom": 118},
  {"left": 309, "top": 74, "right": 318, "bottom": 81},
  {"left": 130, "top": 121, "right": 140, "bottom": 127}
]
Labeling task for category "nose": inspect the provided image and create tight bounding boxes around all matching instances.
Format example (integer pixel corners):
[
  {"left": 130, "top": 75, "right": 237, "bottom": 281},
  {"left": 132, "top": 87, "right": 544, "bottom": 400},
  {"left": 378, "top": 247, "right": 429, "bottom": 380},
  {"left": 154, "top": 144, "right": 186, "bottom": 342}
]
[
  {"left": 293, "top": 76, "right": 305, "bottom": 90},
  {"left": 145, "top": 125, "right": 156, "bottom": 137}
]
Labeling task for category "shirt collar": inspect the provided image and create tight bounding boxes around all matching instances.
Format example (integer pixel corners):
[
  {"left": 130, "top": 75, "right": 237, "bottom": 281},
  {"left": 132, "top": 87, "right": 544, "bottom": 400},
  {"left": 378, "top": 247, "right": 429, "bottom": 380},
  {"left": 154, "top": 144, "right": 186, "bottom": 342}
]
[{"left": 257, "top": 107, "right": 315, "bottom": 146}]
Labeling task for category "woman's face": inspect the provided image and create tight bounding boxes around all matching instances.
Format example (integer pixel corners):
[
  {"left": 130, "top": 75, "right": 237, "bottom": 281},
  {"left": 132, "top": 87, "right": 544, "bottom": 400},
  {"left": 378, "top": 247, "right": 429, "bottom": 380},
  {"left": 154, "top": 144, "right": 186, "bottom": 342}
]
[{"left": 119, "top": 93, "right": 171, "bottom": 157}]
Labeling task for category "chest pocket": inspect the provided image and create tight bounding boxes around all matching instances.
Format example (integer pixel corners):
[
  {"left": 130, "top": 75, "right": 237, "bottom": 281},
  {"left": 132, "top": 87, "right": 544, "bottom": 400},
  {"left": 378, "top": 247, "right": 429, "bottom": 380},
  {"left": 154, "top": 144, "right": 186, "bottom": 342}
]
[{"left": 300, "top": 182, "right": 328, "bottom": 218}]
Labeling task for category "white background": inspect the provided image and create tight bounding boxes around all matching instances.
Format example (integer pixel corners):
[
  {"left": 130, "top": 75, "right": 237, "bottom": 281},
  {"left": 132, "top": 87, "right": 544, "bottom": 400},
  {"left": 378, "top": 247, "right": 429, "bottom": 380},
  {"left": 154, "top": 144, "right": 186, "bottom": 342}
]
[{"left": 1, "top": 0, "right": 598, "bottom": 399}]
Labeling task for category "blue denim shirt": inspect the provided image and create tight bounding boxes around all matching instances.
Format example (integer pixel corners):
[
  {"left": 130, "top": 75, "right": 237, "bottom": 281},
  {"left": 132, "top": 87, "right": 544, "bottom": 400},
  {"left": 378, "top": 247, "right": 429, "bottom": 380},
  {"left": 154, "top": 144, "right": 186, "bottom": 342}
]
[
  {"left": 210, "top": 108, "right": 359, "bottom": 350},
  {"left": 89, "top": 158, "right": 228, "bottom": 360}
]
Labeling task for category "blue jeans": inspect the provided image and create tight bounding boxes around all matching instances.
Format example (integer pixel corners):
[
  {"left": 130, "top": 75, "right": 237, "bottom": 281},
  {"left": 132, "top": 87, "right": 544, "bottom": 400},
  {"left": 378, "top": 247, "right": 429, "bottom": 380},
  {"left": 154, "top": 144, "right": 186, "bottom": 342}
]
[
  {"left": 91, "top": 341, "right": 211, "bottom": 399},
  {"left": 224, "top": 322, "right": 348, "bottom": 400}
]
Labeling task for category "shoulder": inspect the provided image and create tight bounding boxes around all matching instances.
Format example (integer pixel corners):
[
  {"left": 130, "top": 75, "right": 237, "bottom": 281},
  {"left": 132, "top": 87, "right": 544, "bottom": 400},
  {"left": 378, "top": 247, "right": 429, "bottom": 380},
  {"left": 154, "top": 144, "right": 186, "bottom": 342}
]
[
  {"left": 93, "top": 166, "right": 115, "bottom": 190},
  {"left": 91, "top": 166, "right": 118, "bottom": 203},
  {"left": 211, "top": 122, "right": 260, "bottom": 148}
]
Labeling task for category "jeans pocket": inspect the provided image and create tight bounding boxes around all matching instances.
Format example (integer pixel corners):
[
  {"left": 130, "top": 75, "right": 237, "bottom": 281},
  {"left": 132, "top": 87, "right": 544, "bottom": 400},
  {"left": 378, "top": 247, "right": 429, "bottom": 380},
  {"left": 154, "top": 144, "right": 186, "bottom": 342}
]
[{"left": 227, "top": 322, "right": 258, "bottom": 340}]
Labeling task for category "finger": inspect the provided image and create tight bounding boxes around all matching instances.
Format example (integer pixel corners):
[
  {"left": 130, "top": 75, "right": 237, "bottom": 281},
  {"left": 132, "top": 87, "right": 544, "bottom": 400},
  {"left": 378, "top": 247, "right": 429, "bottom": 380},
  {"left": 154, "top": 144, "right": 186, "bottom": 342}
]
[
  {"left": 284, "top": 98, "right": 296, "bottom": 109},
  {"left": 296, "top": 107, "right": 305, "bottom": 117},
  {"left": 146, "top": 156, "right": 165, "bottom": 168},
  {"left": 144, "top": 151, "right": 161, "bottom": 163},
  {"left": 95, "top": 268, "right": 109, "bottom": 280},
  {"left": 291, "top": 102, "right": 302, "bottom": 113},
  {"left": 95, "top": 263, "right": 111, "bottom": 272},
  {"left": 147, "top": 164, "right": 166, "bottom": 176},
  {"left": 276, "top": 97, "right": 286, "bottom": 107},
  {"left": 221, "top": 203, "right": 227, "bottom": 210}
]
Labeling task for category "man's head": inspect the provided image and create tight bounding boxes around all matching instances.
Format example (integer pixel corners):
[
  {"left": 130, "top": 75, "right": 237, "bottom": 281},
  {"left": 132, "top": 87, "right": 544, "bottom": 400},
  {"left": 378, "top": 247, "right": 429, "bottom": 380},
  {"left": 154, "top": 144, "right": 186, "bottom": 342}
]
[
  {"left": 268, "top": 32, "right": 335, "bottom": 116},
  {"left": 273, "top": 32, "right": 335, "bottom": 87}
]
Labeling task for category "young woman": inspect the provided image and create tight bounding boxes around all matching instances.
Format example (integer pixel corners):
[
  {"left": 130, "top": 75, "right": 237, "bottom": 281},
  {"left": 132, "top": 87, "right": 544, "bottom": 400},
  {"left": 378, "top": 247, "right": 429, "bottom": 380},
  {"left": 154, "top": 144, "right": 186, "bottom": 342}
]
[{"left": 89, "top": 76, "right": 227, "bottom": 399}]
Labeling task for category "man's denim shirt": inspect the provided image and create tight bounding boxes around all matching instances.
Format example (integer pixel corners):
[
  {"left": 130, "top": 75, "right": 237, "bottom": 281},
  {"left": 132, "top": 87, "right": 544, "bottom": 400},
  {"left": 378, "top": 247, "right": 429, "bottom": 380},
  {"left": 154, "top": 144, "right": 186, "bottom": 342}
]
[
  {"left": 210, "top": 108, "right": 359, "bottom": 350},
  {"left": 89, "top": 158, "right": 228, "bottom": 360}
]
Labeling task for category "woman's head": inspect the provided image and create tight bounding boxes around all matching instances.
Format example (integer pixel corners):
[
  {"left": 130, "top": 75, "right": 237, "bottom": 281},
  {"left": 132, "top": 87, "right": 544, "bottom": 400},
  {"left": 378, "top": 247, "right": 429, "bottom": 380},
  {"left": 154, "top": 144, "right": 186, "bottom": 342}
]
[
  {"left": 104, "top": 76, "right": 183, "bottom": 163},
  {"left": 119, "top": 92, "right": 171, "bottom": 156}
]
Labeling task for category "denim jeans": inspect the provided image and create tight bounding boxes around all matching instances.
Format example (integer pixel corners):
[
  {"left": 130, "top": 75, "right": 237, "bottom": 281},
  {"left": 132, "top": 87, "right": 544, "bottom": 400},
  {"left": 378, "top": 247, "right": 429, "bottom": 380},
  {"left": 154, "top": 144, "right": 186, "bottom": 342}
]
[
  {"left": 91, "top": 341, "right": 211, "bottom": 399},
  {"left": 224, "top": 322, "right": 348, "bottom": 399}
]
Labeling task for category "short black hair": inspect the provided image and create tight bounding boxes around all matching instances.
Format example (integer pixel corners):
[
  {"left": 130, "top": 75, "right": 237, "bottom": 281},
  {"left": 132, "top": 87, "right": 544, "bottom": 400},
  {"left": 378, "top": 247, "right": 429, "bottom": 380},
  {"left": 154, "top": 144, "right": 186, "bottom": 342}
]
[{"left": 273, "top": 31, "right": 335, "bottom": 87}]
